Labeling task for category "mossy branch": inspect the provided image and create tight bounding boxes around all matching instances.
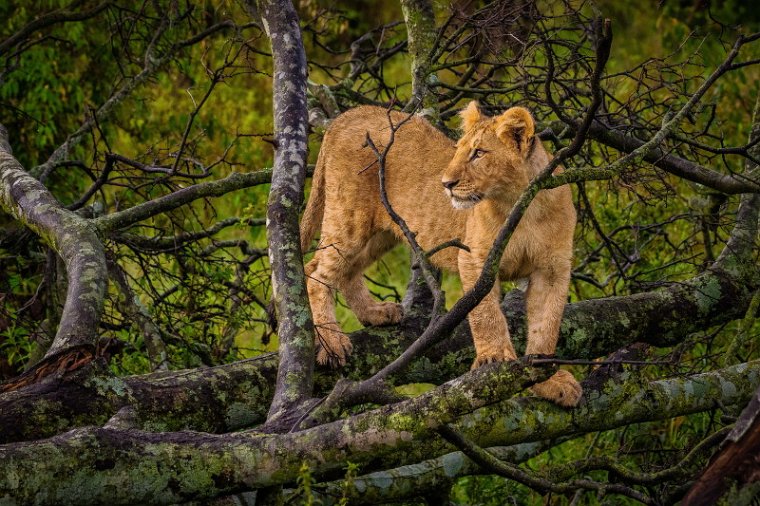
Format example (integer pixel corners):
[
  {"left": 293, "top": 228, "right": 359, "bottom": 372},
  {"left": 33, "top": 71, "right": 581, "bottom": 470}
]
[
  {"left": 0, "top": 124, "right": 107, "bottom": 360},
  {"left": 1, "top": 361, "right": 758, "bottom": 505}
]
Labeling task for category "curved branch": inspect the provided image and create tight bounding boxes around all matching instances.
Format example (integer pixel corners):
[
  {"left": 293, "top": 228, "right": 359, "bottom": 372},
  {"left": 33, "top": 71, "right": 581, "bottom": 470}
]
[
  {"left": 578, "top": 120, "right": 760, "bottom": 194},
  {"left": 92, "top": 170, "right": 273, "bottom": 233},
  {"left": 0, "top": 124, "right": 106, "bottom": 361}
]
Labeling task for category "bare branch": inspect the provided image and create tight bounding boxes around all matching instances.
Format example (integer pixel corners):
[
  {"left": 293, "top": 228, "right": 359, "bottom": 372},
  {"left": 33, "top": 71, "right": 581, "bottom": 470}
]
[
  {"left": 92, "top": 170, "right": 273, "bottom": 233},
  {"left": 0, "top": 1, "right": 111, "bottom": 57}
]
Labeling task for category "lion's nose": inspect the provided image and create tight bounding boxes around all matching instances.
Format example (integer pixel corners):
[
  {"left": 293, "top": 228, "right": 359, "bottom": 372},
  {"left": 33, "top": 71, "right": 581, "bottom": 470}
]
[{"left": 442, "top": 179, "right": 459, "bottom": 190}]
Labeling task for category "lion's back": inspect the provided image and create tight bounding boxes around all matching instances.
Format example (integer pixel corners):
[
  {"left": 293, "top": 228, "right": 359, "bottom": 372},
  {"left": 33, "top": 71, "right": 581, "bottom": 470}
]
[{"left": 317, "top": 107, "right": 464, "bottom": 269}]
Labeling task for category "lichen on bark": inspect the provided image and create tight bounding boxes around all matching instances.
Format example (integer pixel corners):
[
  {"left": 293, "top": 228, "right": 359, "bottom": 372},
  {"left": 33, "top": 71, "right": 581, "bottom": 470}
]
[
  {"left": 252, "top": 0, "right": 316, "bottom": 426},
  {"left": 0, "top": 127, "right": 107, "bottom": 360},
  {"left": 1, "top": 361, "right": 758, "bottom": 505},
  {"left": 401, "top": 0, "right": 438, "bottom": 117}
]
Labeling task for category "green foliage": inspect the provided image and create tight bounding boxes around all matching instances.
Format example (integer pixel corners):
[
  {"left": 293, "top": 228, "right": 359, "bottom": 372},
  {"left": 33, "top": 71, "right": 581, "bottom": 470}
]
[
  {"left": 0, "top": 315, "right": 32, "bottom": 367},
  {"left": 451, "top": 475, "right": 535, "bottom": 505},
  {"left": 338, "top": 462, "right": 359, "bottom": 506},
  {"left": 296, "top": 461, "right": 316, "bottom": 506}
]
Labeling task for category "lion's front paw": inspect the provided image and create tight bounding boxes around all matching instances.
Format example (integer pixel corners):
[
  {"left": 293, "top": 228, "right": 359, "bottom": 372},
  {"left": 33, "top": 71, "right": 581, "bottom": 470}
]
[
  {"left": 358, "top": 302, "right": 403, "bottom": 327},
  {"left": 471, "top": 347, "right": 516, "bottom": 370},
  {"left": 531, "top": 370, "right": 582, "bottom": 407},
  {"left": 315, "top": 327, "right": 353, "bottom": 368}
]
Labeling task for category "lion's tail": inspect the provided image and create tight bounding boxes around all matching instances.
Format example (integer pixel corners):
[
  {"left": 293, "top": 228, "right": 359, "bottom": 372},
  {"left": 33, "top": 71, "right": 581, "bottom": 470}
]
[{"left": 300, "top": 145, "right": 326, "bottom": 254}]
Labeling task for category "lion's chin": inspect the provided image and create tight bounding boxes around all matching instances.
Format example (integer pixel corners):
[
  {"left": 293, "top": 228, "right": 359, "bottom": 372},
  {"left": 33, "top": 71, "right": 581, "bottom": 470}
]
[{"left": 450, "top": 195, "right": 480, "bottom": 210}]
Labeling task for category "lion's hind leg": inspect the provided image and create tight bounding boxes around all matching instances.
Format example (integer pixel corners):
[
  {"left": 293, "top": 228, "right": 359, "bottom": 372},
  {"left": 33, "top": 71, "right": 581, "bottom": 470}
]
[
  {"left": 305, "top": 248, "right": 354, "bottom": 368},
  {"left": 340, "top": 231, "right": 403, "bottom": 327}
]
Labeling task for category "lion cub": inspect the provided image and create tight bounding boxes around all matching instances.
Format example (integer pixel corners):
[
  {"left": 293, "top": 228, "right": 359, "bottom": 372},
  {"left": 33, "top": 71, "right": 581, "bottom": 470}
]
[{"left": 300, "top": 102, "right": 582, "bottom": 407}]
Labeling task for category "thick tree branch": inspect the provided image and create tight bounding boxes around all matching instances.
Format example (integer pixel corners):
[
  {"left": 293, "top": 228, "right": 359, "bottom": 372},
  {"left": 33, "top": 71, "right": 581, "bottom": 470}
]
[
  {"left": 0, "top": 124, "right": 106, "bottom": 362},
  {"left": 577, "top": 120, "right": 760, "bottom": 194},
  {"left": 0, "top": 355, "right": 278, "bottom": 444},
  {"left": 0, "top": 361, "right": 757, "bottom": 505},
  {"left": 314, "top": 441, "right": 552, "bottom": 504},
  {"left": 0, "top": 359, "right": 549, "bottom": 505}
]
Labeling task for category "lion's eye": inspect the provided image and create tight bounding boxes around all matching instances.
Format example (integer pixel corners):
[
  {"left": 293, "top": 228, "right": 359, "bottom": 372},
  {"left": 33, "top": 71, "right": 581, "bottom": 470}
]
[{"left": 470, "top": 148, "right": 486, "bottom": 161}]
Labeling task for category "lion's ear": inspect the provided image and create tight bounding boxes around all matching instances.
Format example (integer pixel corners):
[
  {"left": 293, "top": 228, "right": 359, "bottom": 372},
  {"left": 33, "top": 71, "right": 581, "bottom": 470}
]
[
  {"left": 459, "top": 101, "right": 482, "bottom": 132},
  {"left": 495, "top": 107, "right": 535, "bottom": 158}
]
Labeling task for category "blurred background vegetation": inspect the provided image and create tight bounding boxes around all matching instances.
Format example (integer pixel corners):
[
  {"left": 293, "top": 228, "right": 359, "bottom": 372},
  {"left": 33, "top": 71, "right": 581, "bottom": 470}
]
[{"left": 1, "top": 0, "right": 759, "bottom": 504}]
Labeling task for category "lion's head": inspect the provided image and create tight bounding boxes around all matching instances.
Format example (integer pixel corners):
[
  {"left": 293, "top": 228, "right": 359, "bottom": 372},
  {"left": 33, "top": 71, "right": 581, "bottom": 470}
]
[{"left": 442, "top": 101, "right": 538, "bottom": 209}]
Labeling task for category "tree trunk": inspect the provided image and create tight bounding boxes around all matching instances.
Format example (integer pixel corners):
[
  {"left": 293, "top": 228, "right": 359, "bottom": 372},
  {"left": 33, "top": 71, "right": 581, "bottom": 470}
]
[{"left": 253, "top": 0, "right": 316, "bottom": 425}]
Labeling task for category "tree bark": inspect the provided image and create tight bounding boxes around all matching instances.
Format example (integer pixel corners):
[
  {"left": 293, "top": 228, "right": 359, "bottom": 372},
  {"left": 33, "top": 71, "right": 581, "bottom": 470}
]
[
  {"left": 253, "top": 0, "right": 315, "bottom": 425},
  {"left": 0, "top": 356, "right": 278, "bottom": 444},
  {"left": 401, "top": 0, "right": 437, "bottom": 114},
  {"left": 1, "top": 360, "right": 757, "bottom": 505},
  {"left": 0, "top": 124, "right": 106, "bottom": 362}
]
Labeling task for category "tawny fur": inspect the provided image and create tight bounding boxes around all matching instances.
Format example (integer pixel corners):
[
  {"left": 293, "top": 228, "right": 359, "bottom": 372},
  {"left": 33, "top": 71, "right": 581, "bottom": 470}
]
[{"left": 300, "top": 103, "right": 582, "bottom": 407}]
